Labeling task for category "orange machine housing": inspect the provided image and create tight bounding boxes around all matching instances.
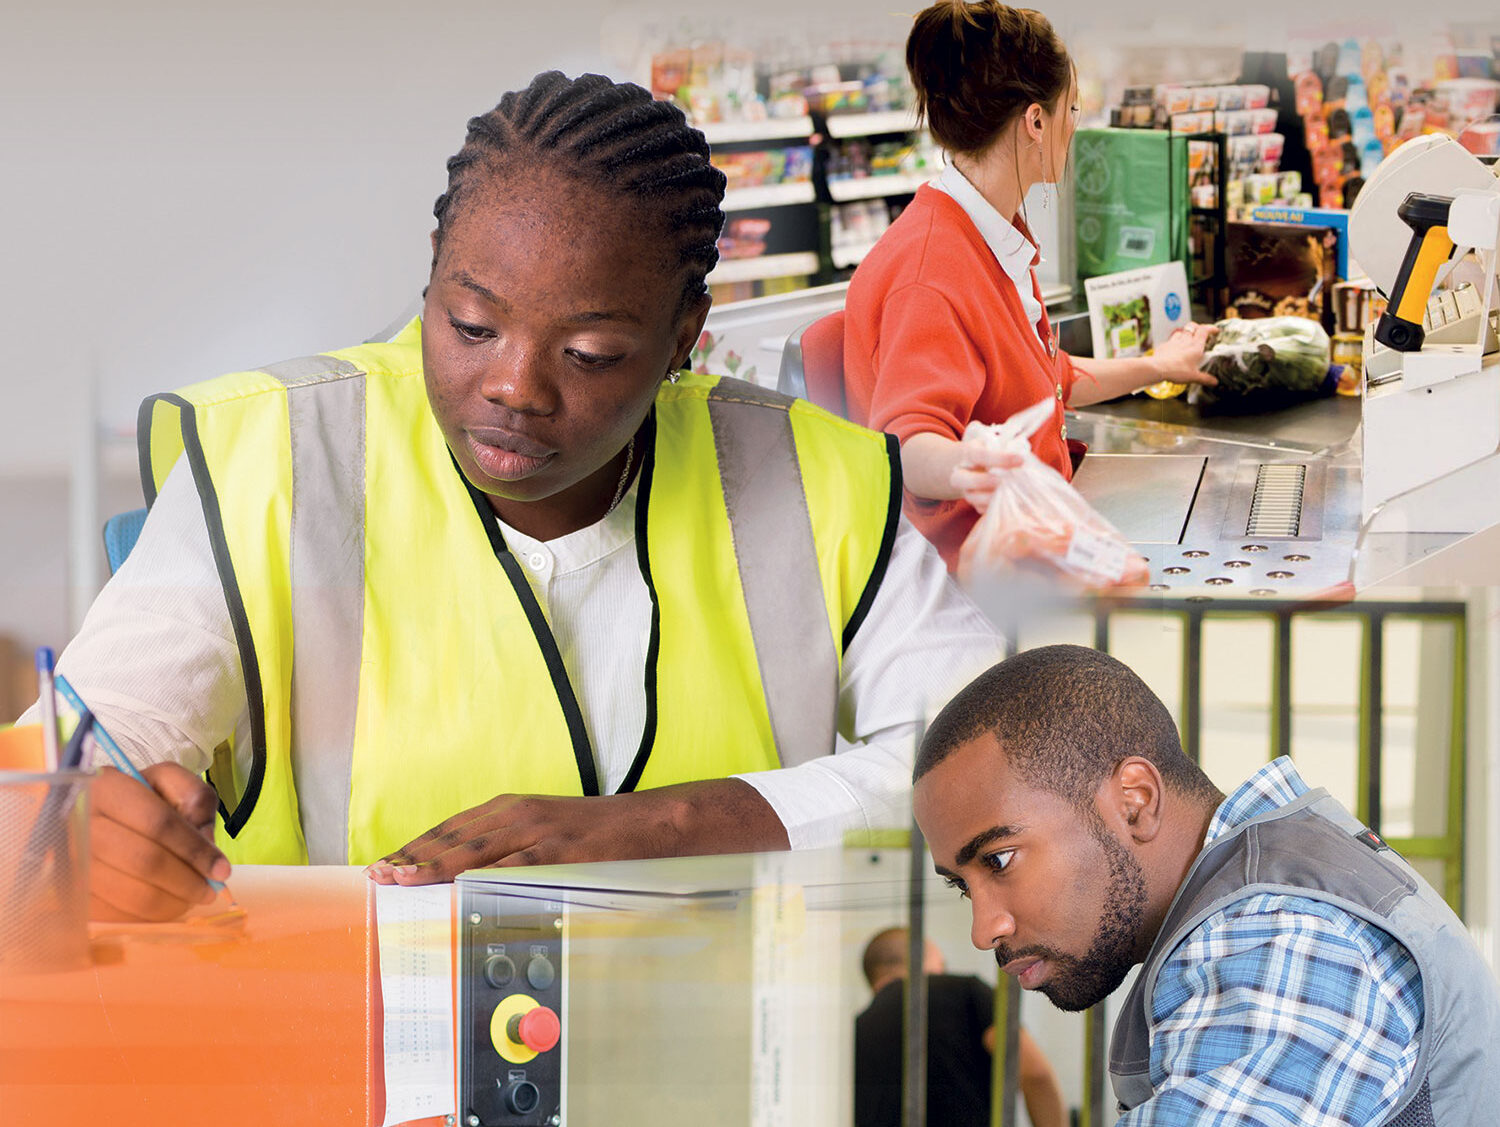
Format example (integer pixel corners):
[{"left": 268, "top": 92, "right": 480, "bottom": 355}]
[{"left": 0, "top": 724, "right": 451, "bottom": 1127}]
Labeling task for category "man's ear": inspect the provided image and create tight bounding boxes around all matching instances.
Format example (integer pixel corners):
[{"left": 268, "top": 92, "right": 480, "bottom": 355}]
[{"left": 1100, "top": 757, "right": 1165, "bottom": 844}]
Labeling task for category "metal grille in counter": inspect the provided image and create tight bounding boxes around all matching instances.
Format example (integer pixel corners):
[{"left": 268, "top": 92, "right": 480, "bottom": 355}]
[{"left": 1246, "top": 464, "right": 1307, "bottom": 538}]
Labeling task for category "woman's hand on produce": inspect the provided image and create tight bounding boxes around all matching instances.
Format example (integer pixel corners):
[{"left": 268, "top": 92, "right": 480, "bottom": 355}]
[{"left": 1151, "top": 322, "right": 1218, "bottom": 386}]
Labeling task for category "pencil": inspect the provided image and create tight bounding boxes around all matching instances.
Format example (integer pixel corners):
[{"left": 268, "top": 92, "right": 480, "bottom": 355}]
[
  {"left": 35, "top": 648, "right": 60, "bottom": 773},
  {"left": 53, "top": 674, "right": 234, "bottom": 902}
]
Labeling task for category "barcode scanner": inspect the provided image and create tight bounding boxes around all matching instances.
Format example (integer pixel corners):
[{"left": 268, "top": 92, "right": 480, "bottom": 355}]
[{"left": 1373, "top": 192, "right": 1456, "bottom": 353}]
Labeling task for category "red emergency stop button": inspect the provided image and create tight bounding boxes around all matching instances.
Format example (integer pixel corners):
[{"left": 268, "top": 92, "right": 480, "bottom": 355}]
[{"left": 507, "top": 1005, "right": 560, "bottom": 1053}]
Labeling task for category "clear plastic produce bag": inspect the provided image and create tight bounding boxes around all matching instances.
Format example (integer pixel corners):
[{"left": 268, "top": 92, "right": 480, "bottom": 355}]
[{"left": 954, "top": 398, "right": 1149, "bottom": 590}]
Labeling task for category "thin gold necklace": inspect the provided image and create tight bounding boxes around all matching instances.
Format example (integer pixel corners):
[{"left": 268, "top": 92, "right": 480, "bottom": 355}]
[{"left": 605, "top": 435, "right": 636, "bottom": 515}]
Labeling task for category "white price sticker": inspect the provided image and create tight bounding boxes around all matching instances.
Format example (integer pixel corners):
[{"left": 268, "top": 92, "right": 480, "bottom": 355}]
[{"left": 1064, "top": 528, "right": 1130, "bottom": 586}]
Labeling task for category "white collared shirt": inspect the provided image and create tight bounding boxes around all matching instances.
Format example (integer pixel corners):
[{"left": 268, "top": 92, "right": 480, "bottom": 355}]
[
  {"left": 34, "top": 460, "right": 1004, "bottom": 852},
  {"left": 933, "top": 163, "right": 1047, "bottom": 348}
]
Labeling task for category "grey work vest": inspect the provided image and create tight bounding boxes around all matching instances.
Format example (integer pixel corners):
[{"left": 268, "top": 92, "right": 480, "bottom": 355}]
[{"left": 1110, "top": 788, "right": 1500, "bottom": 1125}]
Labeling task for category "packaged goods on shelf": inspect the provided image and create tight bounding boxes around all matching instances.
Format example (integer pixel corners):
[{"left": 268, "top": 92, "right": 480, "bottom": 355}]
[
  {"left": 1330, "top": 278, "right": 1385, "bottom": 335},
  {"left": 1434, "top": 78, "right": 1500, "bottom": 127},
  {"left": 826, "top": 137, "right": 930, "bottom": 181},
  {"left": 646, "top": 32, "right": 924, "bottom": 302},
  {"left": 1116, "top": 85, "right": 1155, "bottom": 128},
  {"left": 1461, "top": 119, "right": 1500, "bottom": 156},
  {"left": 719, "top": 217, "right": 773, "bottom": 261},
  {"left": 1213, "top": 108, "right": 1279, "bottom": 135},
  {"left": 1246, "top": 205, "right": 1352, "bottom": 278},
  {"left": 830, "top": 200, "right": 896, "bottom": 268},
  {"left": 652, "top": 42, "right": 783, "bottom": 126},
  {"left": 1225, "top": 220, "right": 1339, "bottom": 332},
  {"left": 1170, "top": 111, "right": 1216, "bottom": 134},
  {"left": 715, "top": 147, "right": 814, "bottom": 191},
  {"left": 804, "top": 80, "right": 870, "bottom": 118},
  {"left": 1283, "top": 33, "right": 1498, "bottom": 208},
  {"left": 708, "top": 275, "right": 815, "bottom": 306},
  {"left": 1147, "top": 84, "right": 1270, "bottom": 130}
]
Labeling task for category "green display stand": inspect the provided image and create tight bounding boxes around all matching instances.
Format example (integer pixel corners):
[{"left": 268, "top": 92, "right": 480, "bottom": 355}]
[{"left": 1071, "top": 127, "right": 1189, "bottom": 281}]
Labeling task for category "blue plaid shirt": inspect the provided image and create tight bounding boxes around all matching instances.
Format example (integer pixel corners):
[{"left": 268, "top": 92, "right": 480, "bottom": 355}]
[{"left": 1120, "top": 757, "right": 1424, "bottom": 1126}]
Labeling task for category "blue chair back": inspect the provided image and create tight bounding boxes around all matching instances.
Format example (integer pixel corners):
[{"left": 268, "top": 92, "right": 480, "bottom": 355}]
[{"left": 103, "top": 508, "right": 149, "bottom": 576}]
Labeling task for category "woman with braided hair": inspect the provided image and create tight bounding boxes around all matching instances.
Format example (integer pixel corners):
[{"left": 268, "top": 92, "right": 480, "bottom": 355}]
[
  {"left": 843, "top": 1, "right": 1217, "bottom": 573},
  {"left": 40, "top": 71, "right": 1001, "bottom": 920}
]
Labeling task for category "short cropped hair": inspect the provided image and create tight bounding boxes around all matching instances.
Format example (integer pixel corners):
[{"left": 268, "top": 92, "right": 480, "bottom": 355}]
[{"left": 915, "top": 645, "right": 1216, "bottom": 808}]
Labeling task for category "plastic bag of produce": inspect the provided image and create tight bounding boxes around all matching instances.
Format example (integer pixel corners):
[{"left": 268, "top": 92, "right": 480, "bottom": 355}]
[
  {"left": 954, "top": 399, "right": 1150, "bottom": 590},
  {"left": 1188, "top": 316, "right": 1336, "bottom": 413}
]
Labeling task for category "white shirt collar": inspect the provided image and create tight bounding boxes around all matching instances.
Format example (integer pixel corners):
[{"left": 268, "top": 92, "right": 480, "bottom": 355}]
[
  {"left": 934, "top": 163, "right": 1040, "bottom": 287},
  {"left": 933, "top": 164, "right": 1046, "bottom": 339},
  {"left": 497, "top": 474, "right": 639, "bottom": 578}
]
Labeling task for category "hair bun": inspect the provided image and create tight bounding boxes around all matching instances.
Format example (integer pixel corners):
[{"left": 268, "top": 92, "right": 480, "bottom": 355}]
[{"left": 906, "top": 0, "right": 1072, "bottom": 156}]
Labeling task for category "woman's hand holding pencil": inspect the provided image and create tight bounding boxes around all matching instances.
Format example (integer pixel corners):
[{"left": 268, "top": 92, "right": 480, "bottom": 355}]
[
  {"left": 88, "top": 762, "right": 232, "bottom": 922},
  {"left": 40, "top": 674, "right": 236, "bottom": 922}
]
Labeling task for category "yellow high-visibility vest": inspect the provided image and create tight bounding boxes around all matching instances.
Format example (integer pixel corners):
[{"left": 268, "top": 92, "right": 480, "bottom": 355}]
[{"left": 139, "top": 318, "right": 900, "bottom": 865}]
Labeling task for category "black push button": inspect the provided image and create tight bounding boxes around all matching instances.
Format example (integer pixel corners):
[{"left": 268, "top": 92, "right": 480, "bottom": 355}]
[
  {"left": 526, "top": 955, "right": 555, "bottom": 990},
  {"left": 505, "top": 1080, "right": 541, "bottom": 1114},
  {"left": 484, "top": 954, "right": 516, "bottom": 989}
]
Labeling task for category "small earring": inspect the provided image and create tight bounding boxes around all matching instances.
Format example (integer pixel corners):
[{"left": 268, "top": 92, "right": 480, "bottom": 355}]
[{"left": 666, "top": 368, "right": 680, "bottom": 384}]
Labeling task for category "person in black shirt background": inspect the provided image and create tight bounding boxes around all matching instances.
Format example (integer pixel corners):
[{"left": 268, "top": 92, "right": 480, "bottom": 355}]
[{"left": 855, "top": 927, "right": 1066, "bottom": 1127}]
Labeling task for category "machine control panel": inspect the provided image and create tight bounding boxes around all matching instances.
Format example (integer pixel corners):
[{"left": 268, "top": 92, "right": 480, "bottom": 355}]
[{"left": 459, "top": 887, "right": 565, "bottom": 1127}]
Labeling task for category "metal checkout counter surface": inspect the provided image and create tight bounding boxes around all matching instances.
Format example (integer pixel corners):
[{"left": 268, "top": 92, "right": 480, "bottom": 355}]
[
  {"left": 1067, "top": 390, "right": 1364, "bottom": 598},
  {"left": 1057, "top": 305, "right": 1367, "bottom": 598},
  {"left": 754, "top": 134, "right": 1500, "bottom": 596},
  {"left": 1070, "top": 137, "right": 1500, "bottom": 593}
]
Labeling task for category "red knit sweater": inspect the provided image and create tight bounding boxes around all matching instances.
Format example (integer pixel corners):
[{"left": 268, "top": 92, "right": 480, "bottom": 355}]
[{"left": 844, "top": 184, "right": 1082, "bottom": 571}]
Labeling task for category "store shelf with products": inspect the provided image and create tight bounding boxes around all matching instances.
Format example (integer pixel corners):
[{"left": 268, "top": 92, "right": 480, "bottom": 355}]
[
  {"left": 708, "top": 252, "right": 821, "bottom": 285},
  {"left": 830, "top": 241, "right": 880, "bottom": 271},
  {"left": 828, "top": 197, "right": 901, "bottom": 272},
  {"left": 707, "top": 132, "right": 821, "bottom": 292},
  {"left": 656, "top": 38, "right": 927, "bottom": 300},
  {"left": 723, "top": 182, "right": 817, "bottom": 211},
  {"left": 826, "top": 171, "right": 930, "bottom": 203},
  {"left": 1180, "top": 131, "right": 1230, "bottom": 318},
  {"left": 698, "top": 117, "right": 815, "bottom": 146},
  {"left": 824, "top": 109, "right": 921, "bottom": 139}
]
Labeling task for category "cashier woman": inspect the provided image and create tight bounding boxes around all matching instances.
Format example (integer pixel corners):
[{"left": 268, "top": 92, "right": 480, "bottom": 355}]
[
  {"left": 36, "top": 71, "right": 1002, "bottom": 922},
  {"left": 844, "top": 0, "right": 1218, "bottom": 570}
]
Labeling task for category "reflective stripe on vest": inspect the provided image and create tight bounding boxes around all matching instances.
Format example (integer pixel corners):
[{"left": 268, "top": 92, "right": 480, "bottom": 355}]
[
  {"left": 706, "top": 379, "right": 837, "bottom": 766},
  {"left": 138, "top": 319, "right": 899, "bottom": 865},
  {"left": 267, "top": 355, "right": 366, "bottom": 870}
]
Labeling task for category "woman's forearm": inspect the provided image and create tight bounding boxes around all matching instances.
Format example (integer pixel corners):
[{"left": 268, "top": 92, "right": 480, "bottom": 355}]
[
  {"left": 900, "top": 432, "right": 969, "bottom": 501},
  {"left": 1066, "top": 355, "right": 1164, "bottom": 406}
]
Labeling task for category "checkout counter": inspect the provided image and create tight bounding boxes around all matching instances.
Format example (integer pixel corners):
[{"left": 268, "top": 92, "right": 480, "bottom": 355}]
[
  {"left": 1054, "top": 299, "right": 1364, "bottom": 597},
  {"left": 747, "top": 134, "right": 1500, "bottom": 594}
]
